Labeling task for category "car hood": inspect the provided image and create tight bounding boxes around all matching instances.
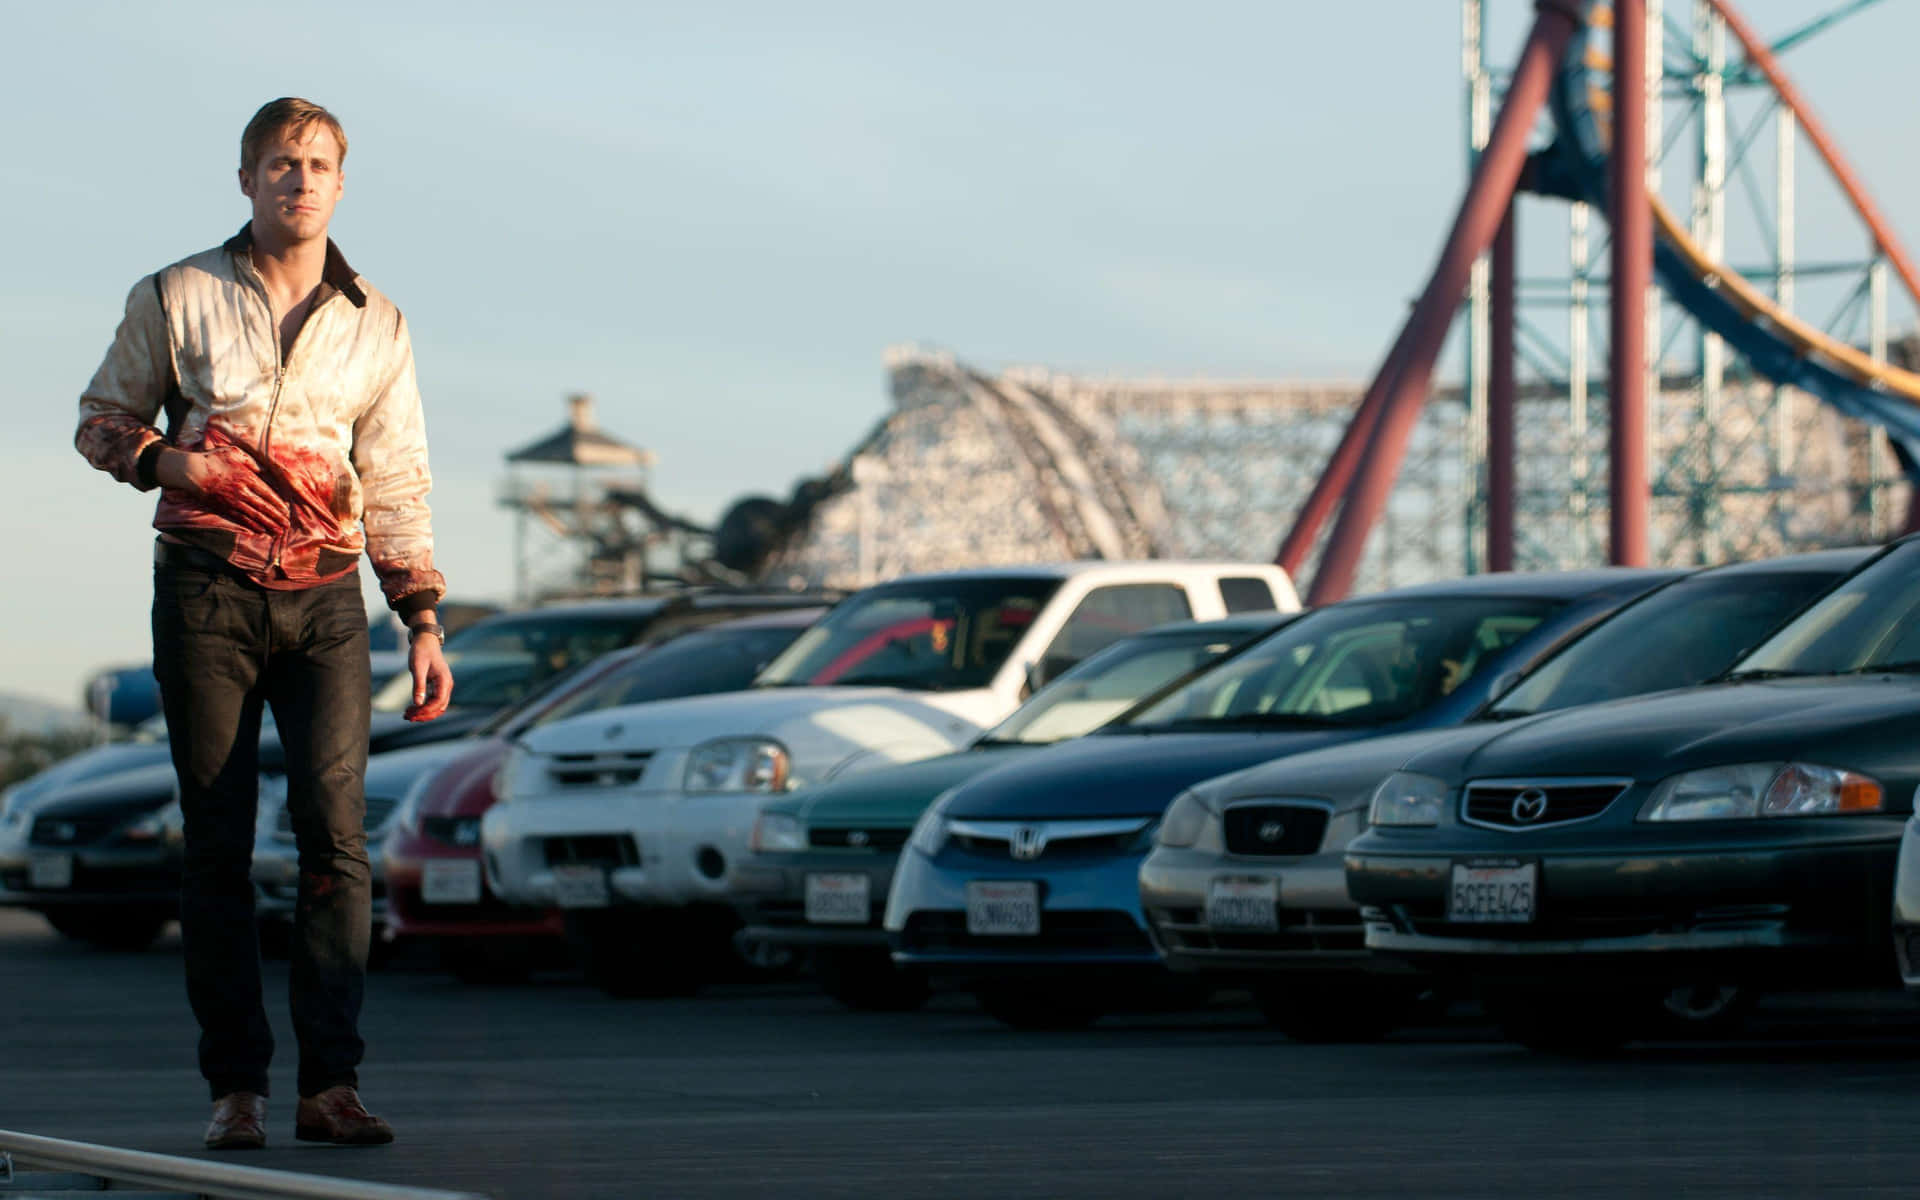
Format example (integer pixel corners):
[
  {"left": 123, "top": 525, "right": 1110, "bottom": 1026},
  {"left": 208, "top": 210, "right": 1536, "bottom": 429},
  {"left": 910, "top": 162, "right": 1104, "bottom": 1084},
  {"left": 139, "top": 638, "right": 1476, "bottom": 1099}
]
[
  {"left": 366, "top": 709, "right": 493, "bottom": 755},
  {"left": 7, "top": 742, "right": 172, "bottom": 812},
  {"left": 31, "top": 761, "right": 181, "bottom": 817},
  {"left": 940, "top": 730, "right": 1368, "bottom": 821},
  {"left": 783, "top": 746, "right": 1031, "bottom": 827},
  {"left": 364, "top": 740, "right": 476, "bottom": 803},
  {"left": 522, "top": 687, "right": 981, "bottom": 774},
  {"left": 1406, "top": 677, "right": 1920, "bottom": 783},
  {"left": 1207, "top": 726, "right": 1496, "bottom": 815},
  {"left": 419, "top": 739, "right": 510, "bottom": 819}
]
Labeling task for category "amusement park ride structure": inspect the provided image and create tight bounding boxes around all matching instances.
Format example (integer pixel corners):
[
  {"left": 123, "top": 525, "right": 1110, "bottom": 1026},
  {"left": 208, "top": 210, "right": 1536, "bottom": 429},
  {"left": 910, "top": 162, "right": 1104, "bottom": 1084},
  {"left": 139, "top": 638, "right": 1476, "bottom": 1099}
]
[{"left": 1280, "top": 0, "right": 1918, "bottom": 603}]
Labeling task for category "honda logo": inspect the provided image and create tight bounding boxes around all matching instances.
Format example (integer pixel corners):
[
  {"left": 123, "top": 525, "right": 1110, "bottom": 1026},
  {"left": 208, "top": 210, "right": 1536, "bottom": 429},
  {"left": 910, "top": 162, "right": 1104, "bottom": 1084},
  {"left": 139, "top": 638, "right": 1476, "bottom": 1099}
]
[
  {"left": 1009, "top": 826, "right": 1048, "bottom": 861},
  {"left": 1510, "top": 788, "right": 1550, "bottom": 823}
]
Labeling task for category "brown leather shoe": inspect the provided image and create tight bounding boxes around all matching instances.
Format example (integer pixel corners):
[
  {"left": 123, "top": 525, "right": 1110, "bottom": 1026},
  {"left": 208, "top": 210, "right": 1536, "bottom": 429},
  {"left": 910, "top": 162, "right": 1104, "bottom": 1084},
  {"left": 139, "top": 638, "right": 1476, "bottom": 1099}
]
[
  {"left": 294, "top": 1085, "right": 394, "bottom": 1146},
  {"left": 204, "top": 1091, "right": 267, "bottom": 1151}
]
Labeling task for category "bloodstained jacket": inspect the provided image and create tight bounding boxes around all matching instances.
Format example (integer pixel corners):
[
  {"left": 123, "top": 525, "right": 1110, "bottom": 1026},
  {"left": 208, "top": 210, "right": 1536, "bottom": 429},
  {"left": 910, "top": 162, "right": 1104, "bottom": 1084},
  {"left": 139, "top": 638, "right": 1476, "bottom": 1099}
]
[{"left": 75, "top": 227, "right": 445, "bottom": 615}]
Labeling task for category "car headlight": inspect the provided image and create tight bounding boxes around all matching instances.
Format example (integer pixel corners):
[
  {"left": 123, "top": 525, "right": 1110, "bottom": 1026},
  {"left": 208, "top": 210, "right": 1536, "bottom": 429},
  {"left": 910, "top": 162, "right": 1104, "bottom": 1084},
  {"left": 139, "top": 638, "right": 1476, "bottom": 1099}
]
[
  {"left": 684, "top": 738, "right": 791, "bottom": 794},
  {"left": 1156, "top": 791, "right": 1214, "bottom": 848},
  {"left": 493, "top": 745, "right": 530, "bottom": 805},
  {"left": 1369, "top": 771, "right": 1450, "bottom": 828},
  {"left": 907, "top": 804, "right": 951, "bottom": 857},
  {"left": 1639, "top": 762, "right": 1883, "bottom": 822},
  {"left": 750, "top": 812, "right": 807, "bottom": 853},
  {"left": 0, "top": 784, "right": 21, "bottom": 828},
  {"left": 121, "top": 801, "right": 182, "bottom": 843},
  {"left": 391, "top": 768, "right": 441, "bottom": 837},
  {"left": 255, "top": 774, "right": 290, "bottom": 837}
]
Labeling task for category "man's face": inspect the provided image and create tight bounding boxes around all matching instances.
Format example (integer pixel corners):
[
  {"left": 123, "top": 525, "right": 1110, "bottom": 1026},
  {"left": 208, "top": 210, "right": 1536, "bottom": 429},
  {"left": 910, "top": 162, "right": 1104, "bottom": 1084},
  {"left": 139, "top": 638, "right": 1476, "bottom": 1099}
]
[{"left": 238, "top": 124, "right": 343, "bottom": 245}]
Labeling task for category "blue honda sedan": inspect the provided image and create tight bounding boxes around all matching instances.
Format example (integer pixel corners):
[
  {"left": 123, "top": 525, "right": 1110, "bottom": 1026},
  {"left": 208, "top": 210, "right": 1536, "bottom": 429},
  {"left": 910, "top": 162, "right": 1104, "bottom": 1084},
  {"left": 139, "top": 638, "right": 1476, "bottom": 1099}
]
[{"left": 883, "top": 567, "right": 1684, "bottom": 1028}]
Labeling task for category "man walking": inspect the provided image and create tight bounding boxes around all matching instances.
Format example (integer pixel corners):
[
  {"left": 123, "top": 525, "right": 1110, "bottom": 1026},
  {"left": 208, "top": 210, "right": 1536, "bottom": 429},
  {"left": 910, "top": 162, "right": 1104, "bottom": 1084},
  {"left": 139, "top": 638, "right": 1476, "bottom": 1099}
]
[{"left": 75, "top": 98, "right": 453, "bottom": 1150}]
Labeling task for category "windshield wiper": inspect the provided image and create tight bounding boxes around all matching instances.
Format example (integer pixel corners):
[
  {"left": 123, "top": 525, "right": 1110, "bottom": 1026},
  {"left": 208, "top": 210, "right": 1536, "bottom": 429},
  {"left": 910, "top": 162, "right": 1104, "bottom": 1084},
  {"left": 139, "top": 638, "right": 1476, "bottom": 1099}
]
[
  {"left": 1717, "top": 667, "right": 1810, "bottom": 682},
  {"left": 1482, "top": 707, "right": 1536, "bottom": 721},
  {"left": 830, "top": 673, "right": 944, "bottom": 690},
  {"left": 1844, "top": 660, "right": 1920, "bottom": 675},
  {"left": 1128, "top": 712, "right": 1369, "bottom": 732}
]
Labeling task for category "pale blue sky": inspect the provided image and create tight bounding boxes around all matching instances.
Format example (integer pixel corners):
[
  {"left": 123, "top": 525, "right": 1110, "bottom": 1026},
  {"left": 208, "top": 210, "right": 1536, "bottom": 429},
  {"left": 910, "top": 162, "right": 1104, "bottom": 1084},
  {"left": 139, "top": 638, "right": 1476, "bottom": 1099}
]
[{"left": 5, "top": 1, "right": 1916, "bottom": 709}]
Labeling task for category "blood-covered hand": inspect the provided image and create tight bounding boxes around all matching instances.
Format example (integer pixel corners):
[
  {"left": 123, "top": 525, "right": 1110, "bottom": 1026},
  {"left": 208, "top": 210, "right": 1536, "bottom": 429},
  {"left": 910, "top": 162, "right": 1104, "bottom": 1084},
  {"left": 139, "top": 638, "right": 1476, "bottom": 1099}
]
[
  {"left": 156, "top": 446, "right": 290, "bottom": 532},
  {"left": 404, "top": 634, "right": 454, "bottom": 722}
]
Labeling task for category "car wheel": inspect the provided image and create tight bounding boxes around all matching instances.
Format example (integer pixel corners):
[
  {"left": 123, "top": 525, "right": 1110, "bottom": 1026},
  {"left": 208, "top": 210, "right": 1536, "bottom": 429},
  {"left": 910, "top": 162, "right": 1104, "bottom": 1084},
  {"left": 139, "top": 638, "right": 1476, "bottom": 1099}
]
[
  {"left": 42, "top": 909, "right": 94, "bottom": 941},
  {"left": 256, "top": 917, "right": 293, "bottom": 960},
  {"left": 64, "top": 907, "right": 171, "bottom": 951},
  {"left": 812, "top": 948, "right": 930, "bottom": 1012},
  {"left": 567, "top": 912, "right": 701, "bottom": 998},
  {"left": 1254, "top": 978, "right": 1421, "bottom": 1043},
  {"left": 440, "top": 937, "right": 534, "bottom": 986},
  {"left": 1481, "top": 984, "right": 1635, "bottom": 1055},
  {"left": 974, "top": 984, "right": 1104, "bottom": 1030},
  {"left": 1648, "top": 982, "right": 1756, "bottom": 1038}
]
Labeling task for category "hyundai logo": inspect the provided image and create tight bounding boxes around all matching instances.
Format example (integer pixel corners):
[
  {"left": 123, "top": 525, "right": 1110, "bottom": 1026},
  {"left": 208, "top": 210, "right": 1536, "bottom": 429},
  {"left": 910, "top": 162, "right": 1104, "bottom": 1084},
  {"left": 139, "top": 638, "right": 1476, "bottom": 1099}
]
[
  {"left": 604, "top": 724, "right": 624, "bottom": 741},
  {"left": 1010, "top": 826, "right": 1048, "bottom": 861},
  {"left": 1257, "top": 820, "right": 1287, "bottom": 843},
  {"left": 1511, "top": 788, "right": 1550, "bottom": 823},
  {"left": 52, "top": 822, "right": 77, "bottom": 842},
  {"left": 847, "top": 830, "right": 870, "bottom": 847}
]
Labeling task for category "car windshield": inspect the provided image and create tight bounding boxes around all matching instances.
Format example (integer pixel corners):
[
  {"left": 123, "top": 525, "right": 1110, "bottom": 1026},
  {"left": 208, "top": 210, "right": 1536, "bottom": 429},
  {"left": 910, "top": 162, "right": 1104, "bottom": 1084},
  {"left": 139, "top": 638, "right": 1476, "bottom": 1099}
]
[
  {"left": 1120, "top": 597, "right": 1555, "bottom": 730},
  {"left": 755, "top": 577, "right": 1061, "bottom": 691},
  {"left": 1489, "top": 568, "right": 1843, "bottom": 716},
  {"left": 371, "top": 651, "right": 541, "bottom": 714},
  {"left": 445, "top": 610, "right": 662, "bottom": 677},
  {"left": 982, "top": 626, "right": 1254, "bottom": 745},
  {"left": 506, "top": 625, "right": 809, "bottom": 735},
  {"left": 1731, "top": 542, "right": 1920, "bottom": 676}
]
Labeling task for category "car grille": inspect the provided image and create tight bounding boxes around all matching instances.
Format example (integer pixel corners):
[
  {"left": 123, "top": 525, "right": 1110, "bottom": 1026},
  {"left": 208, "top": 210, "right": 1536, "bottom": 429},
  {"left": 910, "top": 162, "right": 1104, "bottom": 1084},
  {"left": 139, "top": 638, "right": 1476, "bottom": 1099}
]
[
  {"left": 897, "top": 910, "right": 1151, "bottom": 955},
  {"left": 1222, "top": 804, "right": 1330, "bottom": 856},
  {"left": 421, "top": 816, "right": 483, "bottom": 848},
  {"left": 1150, "top": 906, "right": 1364, "bottom": 954},
  {"left": 30, "top": 813, "right": 123, "bottom": 847},
  {"left": 809, "top": 827, "right": 909, "bottom": 851},
  {"left": 948, "top": 819, "right": 1150, "bottom": 862},
  {"left": 544, "top": 834, "right": 640, "bottom": 869},
  {"left": 546, "top": 751, "right": 655, "bottom": 788},
  {"left": 1461, "top": 779, "right": 1630, "bottom": 830}
]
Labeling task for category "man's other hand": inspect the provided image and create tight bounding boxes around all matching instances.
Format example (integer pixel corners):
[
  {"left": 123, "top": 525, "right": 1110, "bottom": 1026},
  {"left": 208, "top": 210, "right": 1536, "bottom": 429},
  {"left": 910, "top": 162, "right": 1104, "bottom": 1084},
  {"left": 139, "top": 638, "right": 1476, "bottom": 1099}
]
[
  {"left": 404, "top": 635, "right": 454, "bottom": 722},
  {"left": 156, "top": 446, "right": 290, "bottom": 532}
]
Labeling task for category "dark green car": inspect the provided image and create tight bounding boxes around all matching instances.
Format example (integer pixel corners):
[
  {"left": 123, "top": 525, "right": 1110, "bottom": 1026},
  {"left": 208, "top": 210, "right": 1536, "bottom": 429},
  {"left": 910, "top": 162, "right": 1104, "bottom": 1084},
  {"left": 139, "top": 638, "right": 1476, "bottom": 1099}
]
[
  {"left": 732, "top": 612, "right": 1295, "bottom": 1009},
  {"left": 1346, "top": 537, "right": 1920, "bottom": 1051}
]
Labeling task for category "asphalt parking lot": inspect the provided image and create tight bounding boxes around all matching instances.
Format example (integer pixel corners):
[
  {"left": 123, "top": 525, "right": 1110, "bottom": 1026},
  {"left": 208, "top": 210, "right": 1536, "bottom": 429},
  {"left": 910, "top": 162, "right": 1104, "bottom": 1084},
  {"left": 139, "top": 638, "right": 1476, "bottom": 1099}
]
[{"left": 5, "top": 909, "right": 1920, "bottom": 1199}]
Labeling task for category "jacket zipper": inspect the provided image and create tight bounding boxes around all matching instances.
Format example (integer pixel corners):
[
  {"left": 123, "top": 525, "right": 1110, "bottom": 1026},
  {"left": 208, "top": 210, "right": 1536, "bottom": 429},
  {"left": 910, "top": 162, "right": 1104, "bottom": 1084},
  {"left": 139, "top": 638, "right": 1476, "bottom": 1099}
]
[{"left": 247, "top": 258, "right": 292, "bottom": 574}]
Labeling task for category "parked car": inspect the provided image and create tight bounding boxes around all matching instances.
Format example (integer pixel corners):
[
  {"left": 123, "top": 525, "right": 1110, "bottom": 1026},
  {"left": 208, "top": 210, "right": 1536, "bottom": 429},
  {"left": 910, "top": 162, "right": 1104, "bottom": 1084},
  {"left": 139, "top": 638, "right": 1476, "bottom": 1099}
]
[
  {"left": 483, "top": 562, "right": 1299, "bottom": 996},
  {"left": 1139, "top": 548, "right": 1870, "bottom": 1041},
  {"left": 733, "top": 612, "right": 1300, "bottom": 1010},
  {"left": 885, "top": 568, "right": 1683, "bottom": 1029},
  {"left": 1346, "top": 538, "right": 1920, "bottom": 1052},
  {"left": 379, "top": 608, "right": 825, "bottom": 983}
]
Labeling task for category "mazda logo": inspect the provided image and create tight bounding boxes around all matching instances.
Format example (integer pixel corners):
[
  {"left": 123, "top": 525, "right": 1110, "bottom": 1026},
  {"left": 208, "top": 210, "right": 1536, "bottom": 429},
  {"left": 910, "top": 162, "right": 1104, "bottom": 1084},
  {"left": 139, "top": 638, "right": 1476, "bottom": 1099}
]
[
  {"left": 1511, "top": 788, "right": 1550, "bottom": 823},
  {"left": 1009, "top": 826, "right": 1048, "bottom": 861},
  {"left": 1257, "top": 820, "right": 1286, "bottom": 843},
  {"left": 847, "top": 830, "right": 870, "bottom": 847},
  {"left": 52, "top": 822, "right": 76, "bottom": 842}
]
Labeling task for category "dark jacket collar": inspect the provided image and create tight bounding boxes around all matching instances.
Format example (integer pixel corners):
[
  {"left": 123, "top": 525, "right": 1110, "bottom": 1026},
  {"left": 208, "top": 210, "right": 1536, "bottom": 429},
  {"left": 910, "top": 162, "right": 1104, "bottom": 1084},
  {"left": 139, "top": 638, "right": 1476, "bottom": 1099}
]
[{"left": 222, "top": 223, "right": 367, "bottom": 308}]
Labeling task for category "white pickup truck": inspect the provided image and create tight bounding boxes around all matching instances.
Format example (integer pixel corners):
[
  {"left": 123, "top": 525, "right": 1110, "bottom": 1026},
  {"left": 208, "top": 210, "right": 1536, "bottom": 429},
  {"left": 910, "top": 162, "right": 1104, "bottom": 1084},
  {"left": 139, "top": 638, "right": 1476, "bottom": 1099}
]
[{"left": 480, "top": 561, "right": 1298, "bottom": 992}]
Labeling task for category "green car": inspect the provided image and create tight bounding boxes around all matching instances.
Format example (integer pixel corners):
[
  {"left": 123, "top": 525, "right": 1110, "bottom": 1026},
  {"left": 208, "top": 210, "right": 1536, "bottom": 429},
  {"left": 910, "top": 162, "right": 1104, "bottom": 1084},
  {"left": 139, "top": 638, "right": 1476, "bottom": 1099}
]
[{"left": 732, "top": 612, "right": 1297, "bottom": 1010}]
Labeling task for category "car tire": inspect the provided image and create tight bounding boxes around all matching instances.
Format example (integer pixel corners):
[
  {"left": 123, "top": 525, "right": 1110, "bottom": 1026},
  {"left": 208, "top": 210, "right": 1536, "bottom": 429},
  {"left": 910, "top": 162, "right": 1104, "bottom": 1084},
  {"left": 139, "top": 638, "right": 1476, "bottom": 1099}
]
[
  {"left": 1481, "top": 984, "right": 1636, "bottom": 1055},
  {"left": 441, "top": 937, "right": 535, "bottom": 985},
  {"left": 812, "top": 948, "right": 930, "bottom": 1012},
  {"left": 47, "top": 907, "right": 171, "bottom": 951},
  {"left": 1647, "top": 982, "right": 1756, "bottom": 1038},
  {"left": 1254, "top": 978, "right": 1421, "bottom": 1043},
  {"left": 974, "top": 984, "right": 1104, "bottom": 1031}
]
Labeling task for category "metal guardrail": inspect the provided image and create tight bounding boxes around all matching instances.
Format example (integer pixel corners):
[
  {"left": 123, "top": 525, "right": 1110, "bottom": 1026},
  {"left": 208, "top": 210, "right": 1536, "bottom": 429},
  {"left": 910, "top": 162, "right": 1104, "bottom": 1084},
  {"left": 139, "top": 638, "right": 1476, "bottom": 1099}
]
[{"left": 0, "top": 1130, "right": 489, "bottom": 1200}]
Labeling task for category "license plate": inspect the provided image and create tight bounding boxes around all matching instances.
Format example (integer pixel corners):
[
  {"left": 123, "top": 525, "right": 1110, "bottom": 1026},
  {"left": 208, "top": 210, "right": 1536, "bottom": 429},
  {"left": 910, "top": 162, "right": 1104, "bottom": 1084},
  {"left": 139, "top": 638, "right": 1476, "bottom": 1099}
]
[
  {"left": 1206, "top": 876, "right": 1279, "bottom": 931},
  {"left": 29, "top": 853, "right": 73, "bottom": 890},
  {"left": 1448, "top": 859, "right": 1537, "bottom": 923},
  {"left": 421, "top": 859, "right": 483, "bottom": 905},
  {"left": 966, "top": 880, "right": 1040, "bottom": 936},
  {"left": 550, "top": 864, "right": 611, "bottom": 909},
  {"left": 805, "top": 873, "right": 871, "bottom": 924}
]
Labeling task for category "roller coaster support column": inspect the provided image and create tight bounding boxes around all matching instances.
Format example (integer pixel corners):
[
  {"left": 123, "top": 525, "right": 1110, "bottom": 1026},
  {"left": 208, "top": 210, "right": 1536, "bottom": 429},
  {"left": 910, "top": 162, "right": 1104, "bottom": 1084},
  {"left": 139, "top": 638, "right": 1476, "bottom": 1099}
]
[
  {"left": 1305, "top": 0, "right": 1581, "bottom": 604},
  {"left": 1609, "top": 0, "right": 1651, "bottom": 566},
  {"left": 1489, "top": 202, "right": 1517, "bottom": 572}
]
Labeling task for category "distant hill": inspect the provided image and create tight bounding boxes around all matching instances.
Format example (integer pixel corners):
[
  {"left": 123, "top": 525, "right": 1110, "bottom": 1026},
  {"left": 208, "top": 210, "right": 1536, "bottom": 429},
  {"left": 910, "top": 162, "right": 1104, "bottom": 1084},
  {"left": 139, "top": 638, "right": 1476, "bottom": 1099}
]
[{"left": 0, "top": 692, "right": 100, "bottom": 739}]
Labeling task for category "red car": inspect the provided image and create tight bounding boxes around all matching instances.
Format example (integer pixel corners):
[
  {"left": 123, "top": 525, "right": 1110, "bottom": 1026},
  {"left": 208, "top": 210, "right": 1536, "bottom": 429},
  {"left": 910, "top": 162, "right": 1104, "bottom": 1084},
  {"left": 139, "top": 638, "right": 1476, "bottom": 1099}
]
[{"left": 381, "top": 608, "right": 824, "bottom": 982}]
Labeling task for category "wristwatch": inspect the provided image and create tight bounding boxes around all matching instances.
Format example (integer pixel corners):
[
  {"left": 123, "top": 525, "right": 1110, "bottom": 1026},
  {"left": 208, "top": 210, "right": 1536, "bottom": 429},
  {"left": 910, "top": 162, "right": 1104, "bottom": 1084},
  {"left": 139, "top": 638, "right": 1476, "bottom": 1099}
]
[{"left": 407, "top": 621, "right": 447, "bottom": 645}]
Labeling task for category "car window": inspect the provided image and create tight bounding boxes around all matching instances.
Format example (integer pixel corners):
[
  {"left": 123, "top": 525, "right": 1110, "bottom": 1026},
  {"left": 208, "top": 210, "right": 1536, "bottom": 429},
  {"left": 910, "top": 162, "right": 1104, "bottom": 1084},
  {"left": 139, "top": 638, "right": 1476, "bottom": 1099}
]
[
  {"left": 1122, "top": 598, "right": 1556, "bottom": 729},
  {"left": 1219, "top": 577, "right": 1278, "bottom": 613},
  {"left": 1491, "top": 570, "right": 1841, "bottom": 715},
  {"left": 1735, "top": 542, "right": 1920, "bottom": 675},
  {"left": 1031, "top": 584, "right": 1193, "bottom": 686},
  {"left": 522, "top": 626, "right": 807, "bottom": 732},
  {"left": 372, "top": 652, "right": 538, "bottom": 713},
  {"left": 446, "top": 613, "right": 661, "bottom": 677},
  {"left": 756, "top": 577, "right": 1062, "bottom": 691},
  {"left": 985, "top": 629, "right": 1246, "bottom": 745}
]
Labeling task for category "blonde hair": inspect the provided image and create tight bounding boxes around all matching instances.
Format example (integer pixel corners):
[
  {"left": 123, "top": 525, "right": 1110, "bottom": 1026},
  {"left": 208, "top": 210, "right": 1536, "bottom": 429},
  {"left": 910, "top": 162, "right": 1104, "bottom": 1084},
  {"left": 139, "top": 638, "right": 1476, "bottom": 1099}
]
[{"left": 240, "top": 98, "right": 347, "bottom": 173}]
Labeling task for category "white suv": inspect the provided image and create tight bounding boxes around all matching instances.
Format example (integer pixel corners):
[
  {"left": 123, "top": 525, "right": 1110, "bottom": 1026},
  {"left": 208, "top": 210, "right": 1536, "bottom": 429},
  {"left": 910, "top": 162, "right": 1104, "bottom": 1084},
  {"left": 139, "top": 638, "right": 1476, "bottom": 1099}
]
[{"left": 480, "top": 563, "right": 1295, "bottom": 988}]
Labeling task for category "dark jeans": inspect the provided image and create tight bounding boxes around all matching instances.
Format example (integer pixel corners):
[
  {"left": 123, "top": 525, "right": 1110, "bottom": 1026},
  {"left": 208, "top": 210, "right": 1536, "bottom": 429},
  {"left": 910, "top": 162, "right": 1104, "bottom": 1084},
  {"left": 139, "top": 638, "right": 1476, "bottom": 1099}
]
[{"left": 152, "top": 555, "right": 372, "bottom": 1100}]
